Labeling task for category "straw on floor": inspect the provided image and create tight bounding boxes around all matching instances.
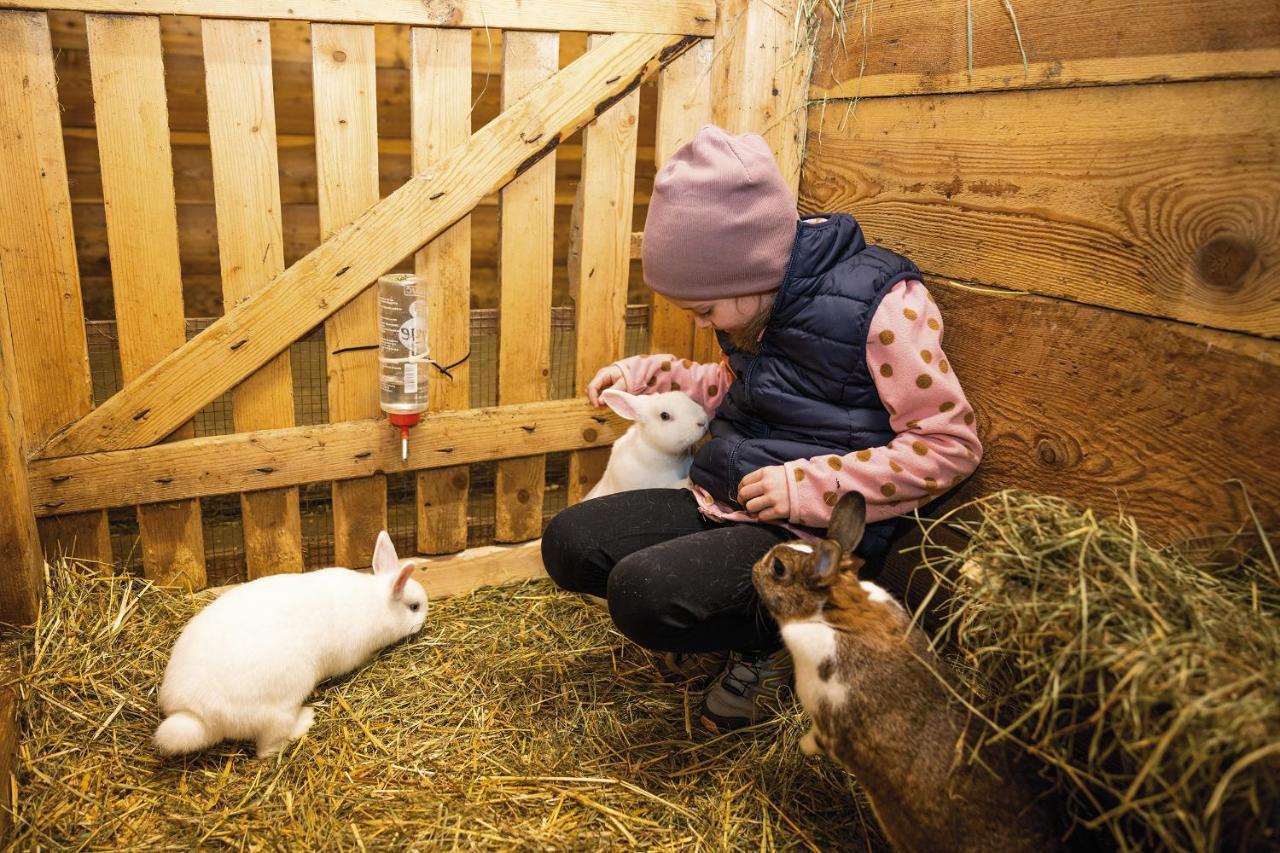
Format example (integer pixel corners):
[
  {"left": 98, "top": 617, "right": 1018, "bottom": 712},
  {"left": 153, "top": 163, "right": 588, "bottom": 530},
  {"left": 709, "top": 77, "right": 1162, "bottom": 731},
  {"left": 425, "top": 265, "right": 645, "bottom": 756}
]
[
  {"left": 1, "top": 560, "right": 886, "bottom": 850},
  {"left": 914, "top": 490, "right": 1280, "bottom": 853}
]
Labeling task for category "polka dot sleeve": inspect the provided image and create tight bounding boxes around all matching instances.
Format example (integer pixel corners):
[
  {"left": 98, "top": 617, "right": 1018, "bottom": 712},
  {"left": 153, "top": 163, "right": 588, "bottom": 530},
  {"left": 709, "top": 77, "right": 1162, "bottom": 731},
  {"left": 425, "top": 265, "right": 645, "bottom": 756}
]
[
  {"left": 782, "top": 279, "right": 983, "bottom": 527},
  {"left": 611, "top": 353, "right": 732, "bottom": 416}
]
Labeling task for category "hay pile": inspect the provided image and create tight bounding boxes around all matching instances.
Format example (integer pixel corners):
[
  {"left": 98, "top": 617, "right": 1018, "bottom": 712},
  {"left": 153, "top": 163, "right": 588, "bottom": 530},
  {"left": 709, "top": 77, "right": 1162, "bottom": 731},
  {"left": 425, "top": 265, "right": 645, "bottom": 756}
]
[
  {"left": 917, "top": 491, "right": 1280, "bottom": 852},
  {"left": 1, "top": 561, "right": 886, "bottom": 850}
]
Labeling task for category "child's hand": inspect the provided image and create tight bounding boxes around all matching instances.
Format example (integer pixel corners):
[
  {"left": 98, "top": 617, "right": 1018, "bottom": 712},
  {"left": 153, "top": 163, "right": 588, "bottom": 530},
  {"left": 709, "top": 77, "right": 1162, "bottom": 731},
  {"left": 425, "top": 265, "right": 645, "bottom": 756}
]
[
  {"left": 738, "top": 466, "right": 790, "bottom": 522},
  {"left": 586, "top": 364, "right": 626, "bottom": 408}
]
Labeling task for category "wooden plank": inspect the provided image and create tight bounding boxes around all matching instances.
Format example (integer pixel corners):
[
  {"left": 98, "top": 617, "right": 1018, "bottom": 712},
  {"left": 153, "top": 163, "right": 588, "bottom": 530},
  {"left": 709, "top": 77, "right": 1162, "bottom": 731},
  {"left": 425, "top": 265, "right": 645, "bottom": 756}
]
[
  {"left": 203, "top": 18, "right": 303, "bottom": 576},
  {"left": 811, "top": 0, "right": 1280, "bottom": 100},
  {"left": 495, "top": 31, "right": 558, "bottom": 543},
  {"left": 0, "top": 672, "right": 18, "bottom": 839},
  {"left": 313, "top": 22, "right": 387, "bottom": 568},
  {"left": 0, "top": 274, "right": 42, "bottom": 625},
  {"left": 800, "top": 78, "right": 1280, "bottom": 339},
  {"left": 649, "top": 37, "right": 712, "bottom": 355},
  {"left": 30, "top": 399, "right": 627, "bottom": 516},
  {"left": 409, "top": 540, "right": 546, "bottom": 600},
  {"left": 39, "top": 31, "right": 697, "bottom": 460},
  {"left": 710, "top": 0, "right": 809, "bottom": 195},
  {"left": 411, "top": 27, "right": 472, "bottom": 555},
  {"left": 14, "top": 0, "right": 716, "bottom": 35},
  {"left": 923, "top": 280, "right": 1280, "bottom": 543},
  {"left": 568, "top": 33, "right": 641, "bottom": 504},
  {"left": 86, "top": 13, "right": 205, "bottom": 589},
  {"left": 0, "top": 11, "right": 110, "bottom": 564}
]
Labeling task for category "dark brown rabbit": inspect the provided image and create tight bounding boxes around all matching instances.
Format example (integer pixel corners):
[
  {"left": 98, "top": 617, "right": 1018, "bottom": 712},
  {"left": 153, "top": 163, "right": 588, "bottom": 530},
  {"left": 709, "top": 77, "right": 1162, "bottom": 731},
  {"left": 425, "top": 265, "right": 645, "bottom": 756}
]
[{"left": 753, "top": 492, "right": 1063, "bottom": 853}]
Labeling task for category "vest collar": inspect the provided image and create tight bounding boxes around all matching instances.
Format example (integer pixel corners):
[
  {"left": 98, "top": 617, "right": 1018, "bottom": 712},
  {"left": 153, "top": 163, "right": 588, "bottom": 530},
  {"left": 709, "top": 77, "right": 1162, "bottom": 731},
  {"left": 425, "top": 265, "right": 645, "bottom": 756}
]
[{"left": 770, "top": 213, "right": 867, "bottom": 323}]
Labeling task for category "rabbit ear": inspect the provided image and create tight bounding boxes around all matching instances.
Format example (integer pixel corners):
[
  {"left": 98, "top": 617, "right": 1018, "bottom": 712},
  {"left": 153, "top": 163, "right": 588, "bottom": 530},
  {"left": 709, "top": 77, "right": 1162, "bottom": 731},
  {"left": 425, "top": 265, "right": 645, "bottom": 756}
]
[
  {"left": 392, "top": 564, "right": 415, "bottom": 599},
  {"left": 812, "top": 540, "right": 842, "bottom": 586},
  {"left": 828, "top": 492, "right": 866, "bottom": 555},
  {"left": 601, "top": 389, "right": 645, "bottom": 422},
  {"left": 372, "top": 530, "right": 399, "bottom": 575}
]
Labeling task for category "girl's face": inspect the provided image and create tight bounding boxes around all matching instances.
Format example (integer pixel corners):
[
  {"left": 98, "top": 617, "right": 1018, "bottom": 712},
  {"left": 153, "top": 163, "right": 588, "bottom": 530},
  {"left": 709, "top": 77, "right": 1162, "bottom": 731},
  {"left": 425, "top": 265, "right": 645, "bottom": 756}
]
[{"left": 670, "top": 293, "right": 775, "bottom": 333}]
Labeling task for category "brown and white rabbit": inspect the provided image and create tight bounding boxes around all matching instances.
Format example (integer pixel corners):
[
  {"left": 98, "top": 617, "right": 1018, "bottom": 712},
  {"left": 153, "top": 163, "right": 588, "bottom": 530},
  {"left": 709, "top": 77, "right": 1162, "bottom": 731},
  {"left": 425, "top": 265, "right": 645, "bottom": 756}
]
[
  {"left": 752, "top": 493, "right": 1063, "bottom": 853},
  {"left": 154, "top": 530, "right": 427, "bottom": 759}
]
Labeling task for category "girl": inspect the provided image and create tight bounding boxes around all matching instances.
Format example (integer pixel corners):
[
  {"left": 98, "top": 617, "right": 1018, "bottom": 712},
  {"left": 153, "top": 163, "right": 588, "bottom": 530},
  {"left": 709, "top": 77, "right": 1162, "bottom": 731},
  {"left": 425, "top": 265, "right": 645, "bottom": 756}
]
[{"left": 542, "top": 125, "right": 982, "bottom": 733}]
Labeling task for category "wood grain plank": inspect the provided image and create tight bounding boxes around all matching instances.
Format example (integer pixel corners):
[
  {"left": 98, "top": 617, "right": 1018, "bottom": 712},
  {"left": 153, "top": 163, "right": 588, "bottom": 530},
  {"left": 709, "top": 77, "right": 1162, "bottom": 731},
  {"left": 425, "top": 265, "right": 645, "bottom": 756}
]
[
  {"left": 203, "top": 18, "right": 303, "bottom": 576},
  {"left": 0, "top": 273, "right": 42, "bottom": 625},
  {"left": 567, "top": 34, "right": 641, "bottom": 504},
  {"left": 801, "top": 78, "right": 1280, "bottom": 339},
  {"left": 408, "top": 540, "right": 546, "bottom": 600},
  {"left": 40, "top": 31, "right": 695, "bottom": 460},
  {"left": 925, "top": 279, "right": 1280, "bottom": 543},
  {"left": 21, "top": 0, "right": 716, "bottom": 35},
  {"left": 0, "top": 672, "right": 18, "bottom": 838},
  {"left": 649, "top": 37, "right": 712, "bottom": 356},
  {"left": 411, "top": 27, "right": 473, "bottom": 555},
  {"left": 30, "top": 399, "right": 627, "bottom": 516},
  {"left": 811, "top": 0, "right": 1280, "bottom": 100},
  {"left": 495, "top": 31, "right": 558, "bottom": 542},
  {"left": 0, "top": 11, "right": 110, "bottom": 564},
  {"left": 86, "top": 13, "right": 205, "bottom": 588},
  {"left": 313, "top": 22, "right": 387, "bottom": 567}
]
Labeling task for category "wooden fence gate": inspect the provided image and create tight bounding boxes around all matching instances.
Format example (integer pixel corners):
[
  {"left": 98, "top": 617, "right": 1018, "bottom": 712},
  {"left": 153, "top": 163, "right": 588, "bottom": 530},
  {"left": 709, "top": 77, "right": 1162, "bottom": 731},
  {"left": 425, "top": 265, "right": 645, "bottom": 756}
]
[{"left": 0, "top": 0, "right": 816, "bottom": 625}]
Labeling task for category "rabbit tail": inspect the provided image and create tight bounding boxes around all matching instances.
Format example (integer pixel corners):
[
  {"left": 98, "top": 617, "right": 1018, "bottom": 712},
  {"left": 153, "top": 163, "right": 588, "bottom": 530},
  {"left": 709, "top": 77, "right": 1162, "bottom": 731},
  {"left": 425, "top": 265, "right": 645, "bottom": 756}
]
[{"left": 154, "top": 710, "right": 216, "bottom": 755}]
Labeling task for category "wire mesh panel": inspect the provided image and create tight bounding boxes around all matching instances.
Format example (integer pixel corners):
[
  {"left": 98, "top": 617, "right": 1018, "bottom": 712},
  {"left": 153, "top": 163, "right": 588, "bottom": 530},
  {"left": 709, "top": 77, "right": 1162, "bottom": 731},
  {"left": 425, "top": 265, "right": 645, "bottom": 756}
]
[{"left": 87, "top": 305, "right": 652, "bottom": 578}]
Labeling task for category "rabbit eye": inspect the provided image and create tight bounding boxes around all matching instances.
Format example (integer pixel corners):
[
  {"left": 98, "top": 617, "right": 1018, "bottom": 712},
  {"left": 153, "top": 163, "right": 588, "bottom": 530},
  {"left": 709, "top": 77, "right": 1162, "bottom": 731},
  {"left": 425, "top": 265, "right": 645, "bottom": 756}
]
[
  {"left": 408, "top": 602, "right": 421, "bottom": 612},
  {"left": 660, "top": 411, "right": 672, "bottom": 421},
  {"left": 822, "top": 601, "right": 837, "bottom": 612},
  {"left": 771, "top": 558, "right": 787, "bottom": 579}
]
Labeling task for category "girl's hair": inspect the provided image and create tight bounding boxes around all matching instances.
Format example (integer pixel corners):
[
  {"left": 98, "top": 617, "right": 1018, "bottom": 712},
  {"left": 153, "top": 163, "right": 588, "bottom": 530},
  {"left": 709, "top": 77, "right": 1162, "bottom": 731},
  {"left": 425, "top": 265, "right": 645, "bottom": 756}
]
[{"left": 725, "top": 294, "right": 774, "bottom": 355}]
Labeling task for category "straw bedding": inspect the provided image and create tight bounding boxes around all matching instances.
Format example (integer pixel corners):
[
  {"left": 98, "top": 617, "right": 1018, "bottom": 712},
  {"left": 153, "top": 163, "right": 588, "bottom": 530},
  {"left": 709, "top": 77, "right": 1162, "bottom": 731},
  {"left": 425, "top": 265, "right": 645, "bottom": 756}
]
[
  {"left": 917, "top": 490, "right": 1280, "bottom": 852},
  {"left": 0, "top": 562, "right": 886, "bottom": 850}
]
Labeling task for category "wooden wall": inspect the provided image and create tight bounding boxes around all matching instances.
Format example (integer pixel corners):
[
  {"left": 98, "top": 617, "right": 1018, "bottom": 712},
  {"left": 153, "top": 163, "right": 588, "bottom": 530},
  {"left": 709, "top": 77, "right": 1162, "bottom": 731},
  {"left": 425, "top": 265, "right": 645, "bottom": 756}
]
[
  {"left": 802, "top": 0, "right": 1280, "bottom": 543},
  {"left": 49, "top": 13, "right": 655, "bottom": 319}
]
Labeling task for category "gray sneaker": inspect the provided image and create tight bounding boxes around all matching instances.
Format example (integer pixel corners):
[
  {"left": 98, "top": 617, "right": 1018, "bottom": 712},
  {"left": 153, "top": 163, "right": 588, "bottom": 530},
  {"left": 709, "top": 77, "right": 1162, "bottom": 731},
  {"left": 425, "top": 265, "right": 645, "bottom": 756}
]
[{"left": 699, "top": 649, "right": 794, "bottom": 733}]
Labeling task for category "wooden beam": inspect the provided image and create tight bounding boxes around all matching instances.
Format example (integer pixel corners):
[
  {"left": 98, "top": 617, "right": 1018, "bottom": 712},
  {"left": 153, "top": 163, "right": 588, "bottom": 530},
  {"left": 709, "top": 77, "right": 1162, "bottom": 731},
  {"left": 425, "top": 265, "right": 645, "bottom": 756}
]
[
  {"left": 86, "top": 13, "right": 206, "bottom": 588},
  {"left": 203, "top": 19, "right": 303, "bottom": 576},
  {"left": 408, "top": 540, "right": 546, "bottom": 601},
  {"left": 568, "top": 33, "right": 640, "bottom": 505},
  {"left": 649, "top": 37, "right": 712, "bottom": 356},
  {"left": 0, "top": 672, "right": 18, "bottom": 839},
  {"left": 0, "top": 269, "right": 42, "bottom": 626},
  {"left": 313, "top": 22, "right": 387, "bottom": 568},
  {"left": 29, "top": 399, "right": 627, "bottom": 517},
  {"left": 495, "top": 31, "right": 558, "bottom": 543},
  {"left": 38, "top": 31, "right": 699, "bottom": 460},
  {"left": 8, "top": 0, "right": 716, "bottom": 35},
  {"left": 412, "top": 27, "right": 473, "bottom": 555},
  {"left": 0, "top": 11, "right": 111, "bottom": 563},
  {"left": 800, "top": 78, "right": 1280, "bottom": 339},
  {"left": 810, "top": 0, "right": 1280, "bottom": 100}
]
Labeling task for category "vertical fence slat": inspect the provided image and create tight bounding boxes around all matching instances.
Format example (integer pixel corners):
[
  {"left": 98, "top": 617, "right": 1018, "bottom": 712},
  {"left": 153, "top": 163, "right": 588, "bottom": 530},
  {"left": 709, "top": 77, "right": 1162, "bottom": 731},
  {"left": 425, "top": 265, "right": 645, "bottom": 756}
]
[
  {"left": 494, "top": 30, "right": 558, "bottom": 543},
  {"left": 0, "top": 11, "right": 111, "bottom": 565},
  {"left": 202, "top": 18, "right": 304, "bottom": 577},
  {"left": 86, "top": 13, "right": 206, "bottom": 588},
  {"left": 567, "top": 33, "right": 640, "bottom": 505},
  {"left": 0, "top": 278, "right": 42, "bottom": 625},
  {"left": 411, "top": 27, "right": 472, "bottom": 555},
  {"left": 312, "top": 22, "right": 386, "bottom": 567},
  {"left": 650, "top": 36, "right": 713, "bottom": 357}
]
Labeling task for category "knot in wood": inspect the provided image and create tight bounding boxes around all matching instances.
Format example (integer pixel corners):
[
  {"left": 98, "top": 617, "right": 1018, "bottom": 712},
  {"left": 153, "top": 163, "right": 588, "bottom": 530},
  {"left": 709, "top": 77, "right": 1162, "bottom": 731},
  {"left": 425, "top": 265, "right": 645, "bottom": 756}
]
[
  {"left": 1196, "top": 236, "right": 1258, "bottom": 292},
  {"left": 582, "top": 428, "right": 598, "bottom": 443}
]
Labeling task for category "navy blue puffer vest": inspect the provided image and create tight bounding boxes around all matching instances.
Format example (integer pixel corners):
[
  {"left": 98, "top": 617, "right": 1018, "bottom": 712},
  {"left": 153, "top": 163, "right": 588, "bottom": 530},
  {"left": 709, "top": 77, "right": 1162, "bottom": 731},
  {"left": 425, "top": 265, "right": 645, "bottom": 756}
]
[{"left": 689, "top": 213, "right": 920, "bottom": 562}]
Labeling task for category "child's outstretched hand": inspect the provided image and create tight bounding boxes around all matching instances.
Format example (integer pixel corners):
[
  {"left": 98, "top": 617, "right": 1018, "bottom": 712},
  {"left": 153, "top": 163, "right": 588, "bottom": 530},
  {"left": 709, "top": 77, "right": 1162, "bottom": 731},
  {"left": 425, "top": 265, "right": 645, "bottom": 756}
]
[
  {"left": 738, "top": 466, "right": 790, "bottom": 521},
  {"left": 586, "top": 364, "right": 626, "bottom": 408}
]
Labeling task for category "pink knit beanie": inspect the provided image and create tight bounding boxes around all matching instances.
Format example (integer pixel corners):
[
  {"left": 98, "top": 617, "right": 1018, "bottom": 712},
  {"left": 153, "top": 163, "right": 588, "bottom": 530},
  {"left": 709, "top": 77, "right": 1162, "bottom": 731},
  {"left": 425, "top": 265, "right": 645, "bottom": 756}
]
[{"left": 642, "top": 125, "right": 798, "bottom": 301}]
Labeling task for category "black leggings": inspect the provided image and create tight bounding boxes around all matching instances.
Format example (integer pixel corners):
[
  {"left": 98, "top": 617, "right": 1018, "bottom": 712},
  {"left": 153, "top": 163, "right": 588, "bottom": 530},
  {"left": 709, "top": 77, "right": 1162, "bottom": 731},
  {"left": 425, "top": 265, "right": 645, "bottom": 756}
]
[{"left": 541, "top": 489, "right": 794, "bottom": 654}]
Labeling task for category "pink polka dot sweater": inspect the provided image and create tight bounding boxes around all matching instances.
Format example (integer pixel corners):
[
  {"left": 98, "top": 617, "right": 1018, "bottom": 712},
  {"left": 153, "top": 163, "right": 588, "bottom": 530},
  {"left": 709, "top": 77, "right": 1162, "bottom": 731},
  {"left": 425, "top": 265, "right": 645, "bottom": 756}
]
[{"left": 612, "top": 279, "right": 982, "bottom": 534}]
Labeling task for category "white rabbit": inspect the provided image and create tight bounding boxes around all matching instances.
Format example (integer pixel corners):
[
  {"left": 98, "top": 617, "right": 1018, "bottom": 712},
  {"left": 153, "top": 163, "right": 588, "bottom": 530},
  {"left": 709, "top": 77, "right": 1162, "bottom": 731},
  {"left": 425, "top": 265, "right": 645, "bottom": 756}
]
[
  {"left": 585, "top": 389, "right": 709, "bottom": 500},
  {"left": 154, "top": 530, "right": 427, "bottom": 759}
]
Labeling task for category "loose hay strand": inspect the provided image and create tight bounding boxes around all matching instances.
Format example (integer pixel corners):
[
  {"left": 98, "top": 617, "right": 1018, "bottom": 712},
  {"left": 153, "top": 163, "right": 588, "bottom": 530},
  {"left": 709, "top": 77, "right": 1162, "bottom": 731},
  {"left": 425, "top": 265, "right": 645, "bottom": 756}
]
[{"left": 1, "top": 559, "right": 890, "bottom": 850}]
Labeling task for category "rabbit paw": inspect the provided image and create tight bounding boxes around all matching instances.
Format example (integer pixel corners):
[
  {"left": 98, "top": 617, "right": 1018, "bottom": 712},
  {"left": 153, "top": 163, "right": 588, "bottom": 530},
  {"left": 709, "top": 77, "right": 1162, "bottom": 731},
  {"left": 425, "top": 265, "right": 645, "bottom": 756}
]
[
  {"left": 290, "top": 705, "right": 316, "bottom": 740},
  {"left": 799, "top": 726, "right": 823, "bottom": 756}
]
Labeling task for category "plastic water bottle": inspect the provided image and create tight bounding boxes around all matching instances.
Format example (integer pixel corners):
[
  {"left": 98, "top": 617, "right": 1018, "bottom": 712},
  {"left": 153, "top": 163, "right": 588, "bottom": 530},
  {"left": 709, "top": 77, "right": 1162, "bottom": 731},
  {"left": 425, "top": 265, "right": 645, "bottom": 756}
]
[{"left": 378, "top": 273, "right": 429, "bottom": 461}]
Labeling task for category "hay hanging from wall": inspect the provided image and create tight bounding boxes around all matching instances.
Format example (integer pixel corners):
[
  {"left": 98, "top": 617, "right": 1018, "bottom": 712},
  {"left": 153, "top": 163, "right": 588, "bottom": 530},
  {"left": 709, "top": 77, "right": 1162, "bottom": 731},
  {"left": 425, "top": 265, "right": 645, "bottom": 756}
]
[
  {"left": 0, "top": 560, "right": 887, "bottom": 850},
  {"left": 914, "top": 490, "right": 1280, "bottom": 852}
]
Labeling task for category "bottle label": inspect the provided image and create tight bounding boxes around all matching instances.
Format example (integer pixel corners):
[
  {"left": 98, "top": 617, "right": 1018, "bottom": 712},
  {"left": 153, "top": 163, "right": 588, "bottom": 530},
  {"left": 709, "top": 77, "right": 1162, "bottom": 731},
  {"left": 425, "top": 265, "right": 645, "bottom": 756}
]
[{"left": 403, "top": 362, "right": 419, "bottom": 394}]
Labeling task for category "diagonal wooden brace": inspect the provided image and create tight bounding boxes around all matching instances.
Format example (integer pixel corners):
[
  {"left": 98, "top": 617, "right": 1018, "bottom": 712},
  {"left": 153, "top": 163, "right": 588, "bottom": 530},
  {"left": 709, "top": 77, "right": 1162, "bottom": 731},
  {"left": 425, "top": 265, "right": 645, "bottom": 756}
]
[{"left": 37, "top": 31, "right": 700, "bottom": 460}]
